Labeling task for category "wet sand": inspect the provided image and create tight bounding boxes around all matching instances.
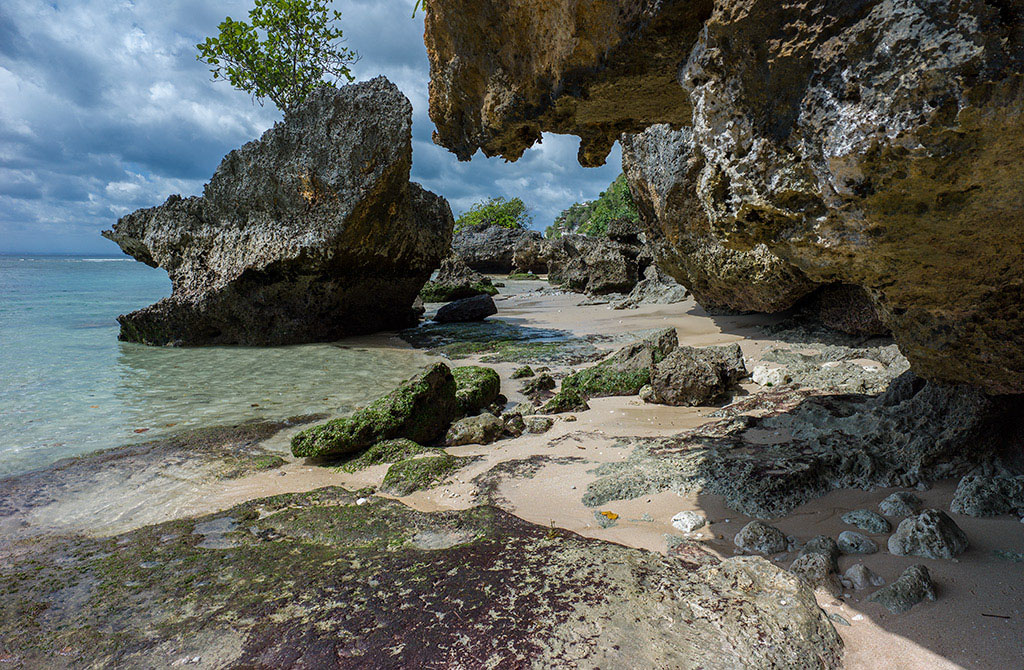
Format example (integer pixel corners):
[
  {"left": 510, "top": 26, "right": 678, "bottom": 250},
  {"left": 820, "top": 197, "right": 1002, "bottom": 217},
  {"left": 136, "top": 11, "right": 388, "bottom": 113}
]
[{"left": 6, "top": 283, "right": 1022, "bottom": 669}]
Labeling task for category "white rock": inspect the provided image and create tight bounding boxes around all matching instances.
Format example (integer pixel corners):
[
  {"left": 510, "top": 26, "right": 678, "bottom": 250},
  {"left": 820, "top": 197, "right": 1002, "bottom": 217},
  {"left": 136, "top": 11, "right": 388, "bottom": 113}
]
[
  {"left": 752, "top": 365, "right": 791, "bottom": 387},
  {"left": 356, "top": 498, "right": 369, "bottom": 506},
  {"left": 671, "top": 510, "right": 707, "bottom": 533},
  {"left": 844, "top": 564, "right": 885, "bottom": 590}
]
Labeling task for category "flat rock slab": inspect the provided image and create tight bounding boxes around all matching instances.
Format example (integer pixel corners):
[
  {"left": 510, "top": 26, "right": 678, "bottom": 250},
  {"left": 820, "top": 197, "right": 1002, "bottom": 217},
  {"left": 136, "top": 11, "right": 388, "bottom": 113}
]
[{"left": 0, "top": 487, "right": 842, "bottom": 669}]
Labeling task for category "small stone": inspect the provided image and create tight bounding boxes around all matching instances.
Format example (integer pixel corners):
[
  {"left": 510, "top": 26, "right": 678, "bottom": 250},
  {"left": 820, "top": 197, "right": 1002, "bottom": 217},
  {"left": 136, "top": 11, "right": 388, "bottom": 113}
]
[
  {"left": 445, "top": 413, "right": 505, "bottom": 446},
  {"left": 828, "top": 613, "right": 851, "bottom": 627},
  {"left": 838, "top": 531, "right": 878, "bottom": 555},
  {"left": 868, "top": 565, "right": 937, "bottom": 614},
  {"left": 841, "top": 509, "right": 891, "bottom": 534},
  {"left": 525, "top": 416, "right": 555, "bottom": 434},
  {"left": 879, "top": 491, "right": 922, "bottom": 518},
  {"left": 511, "top": 366, "right": 536, "bottom": 379},
  {"left": 563, "top": 415, "right": 577, "bottom": 422},
  {"left": 797, "top": 535, "right": 840, "bottom": 572},
  {"left": 734, "top": 521, "right": 788, "bottom": 555},
  {"left": 844, "top": 564, "right": 885, "bottom": 590},
  {"left": 356, "top": 498, "right": 369, "bottom": 506},
  {"left": 789, "top": 552, "right": 841, "bottom": 595},
  {"left": 671, "top": 511, "right": 707, "bottom": 533},
  {"left": 888, "top": 509, "right": 968, "bottom": 559}
]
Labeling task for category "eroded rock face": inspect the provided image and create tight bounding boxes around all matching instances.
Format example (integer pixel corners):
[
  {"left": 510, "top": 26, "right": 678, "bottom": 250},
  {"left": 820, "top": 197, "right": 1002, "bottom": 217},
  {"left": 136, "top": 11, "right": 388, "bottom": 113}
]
[
  {"left": 103, "top": 78, "right": 453, "bottom": 346},
  {"left": 424, "top": 0, "right": 713, "bottom": 166},
  {"left": 547, "top": 234, "right": 646, "bottom": 294},
  {"left": 622, "top": 125, "right": 818, "bottom": 313},
  {"left": 453, "top": 224, "right": 543, "bottom": 274},
  {"left": 425, "top": 0, "right": 1024, "bottom": 393}
]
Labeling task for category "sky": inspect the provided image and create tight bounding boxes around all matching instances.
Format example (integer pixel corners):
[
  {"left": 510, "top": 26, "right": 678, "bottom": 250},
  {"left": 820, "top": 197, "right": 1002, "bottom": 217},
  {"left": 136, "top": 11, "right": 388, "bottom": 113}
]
[{"left": 0, "top": 0, "right": 623, "bottom": 254}]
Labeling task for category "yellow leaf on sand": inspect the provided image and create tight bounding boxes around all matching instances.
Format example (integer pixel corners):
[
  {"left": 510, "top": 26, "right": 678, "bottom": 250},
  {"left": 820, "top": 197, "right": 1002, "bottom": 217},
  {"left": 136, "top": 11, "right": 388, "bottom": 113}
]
[{"left": 600, "top": 511, "right": 619, "bottom": 521}]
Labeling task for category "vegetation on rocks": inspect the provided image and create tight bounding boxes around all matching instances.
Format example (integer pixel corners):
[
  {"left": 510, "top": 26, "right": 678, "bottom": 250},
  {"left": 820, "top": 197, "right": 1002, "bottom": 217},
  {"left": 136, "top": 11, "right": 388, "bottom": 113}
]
[
  {"left": 455, "top": 197, "right": 531, "bottom": 232},
  {"left": 381, "top": 455, "right": 471, "bottom": 496},
  {"left": 546, "top": 174, "right": 639, "bottom": 238},
  {"left": 338, "top": 439, "right": 439, "bottom": 472},
  {"left": 420, "top": 280, "right": 498, "bottom": 303},
  {"left": 291, "top": 363, "right": 458, "bottom": 459}
]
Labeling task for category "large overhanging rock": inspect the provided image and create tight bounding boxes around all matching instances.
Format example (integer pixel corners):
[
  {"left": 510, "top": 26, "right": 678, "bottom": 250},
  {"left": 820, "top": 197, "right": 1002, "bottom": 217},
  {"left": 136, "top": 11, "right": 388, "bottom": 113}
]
[
  {"left": 424, "top": 0, "right": 713, "bottom": 166},
  {"left": 103, "top": 77, "right": 453, "bottom": 346},
  {"left": 424, "top": 0, "right": 1024, "bottom": 393},
  {"left": 622, "top": 124, "right": 818, "bottom": 312}
]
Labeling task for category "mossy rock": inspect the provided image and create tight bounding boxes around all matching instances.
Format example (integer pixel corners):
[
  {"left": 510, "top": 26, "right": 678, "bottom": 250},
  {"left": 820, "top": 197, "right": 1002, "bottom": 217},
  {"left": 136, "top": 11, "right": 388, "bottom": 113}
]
[
  {"left": 420, "top": 281, "right": 498, "bottom": 303},
  {"left": 339, "top": 439, "right": 439, "bottom": 473},
  {"left": 291, "top": 363, "right": 458, "bottom": 459},
  {"left": 507, "top": 272, "right": 540, "bottom": 280},
  {"left": 511, "top": 365, "right": 535, "bottom": 379},
  {"left": 381, "top": 455, "right": 469, "bottom": 496},
  {"left": 452, "top": 365, "right": 501, "bottom": 414},
  {"left": 541, "top": 388, "right": 590, "bottom": 414},
  {"left": 562, "top": 365, "right": 652, "bottom": 398}
]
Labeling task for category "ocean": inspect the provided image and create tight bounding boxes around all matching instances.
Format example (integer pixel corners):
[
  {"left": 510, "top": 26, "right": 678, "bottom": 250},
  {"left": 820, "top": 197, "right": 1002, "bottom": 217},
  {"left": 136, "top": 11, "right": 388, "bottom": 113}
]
[{"left": 0, "top": 255, "right": 432, "bottom": 476}]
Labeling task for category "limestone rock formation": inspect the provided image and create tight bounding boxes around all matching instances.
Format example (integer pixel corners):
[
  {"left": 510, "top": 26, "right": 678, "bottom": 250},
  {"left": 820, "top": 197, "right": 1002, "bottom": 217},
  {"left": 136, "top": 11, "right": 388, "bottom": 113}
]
[
  {"left": 424, "top": 0, "right": 1024, "bottom": 393},
  {"left": 622, "top": 125, "right": 818, "bottom": 313},
  {"left": 104, "top": 78, "right": 453, "bottom": 346},
  {"left": 420, "top": 256, "right": 498, "bottom": 303},
  {"left": 453, "top": 223, "right": 544, "bottom": 274},
  {"left": 547, "top": 234, "right": 646, "bottom": 295}
]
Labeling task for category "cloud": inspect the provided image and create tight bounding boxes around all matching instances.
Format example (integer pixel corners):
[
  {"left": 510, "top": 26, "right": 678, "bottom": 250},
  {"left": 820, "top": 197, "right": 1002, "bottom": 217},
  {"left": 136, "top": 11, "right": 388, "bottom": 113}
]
[{"left": 0, "top": 0, "right": 621, "bottom": 254}]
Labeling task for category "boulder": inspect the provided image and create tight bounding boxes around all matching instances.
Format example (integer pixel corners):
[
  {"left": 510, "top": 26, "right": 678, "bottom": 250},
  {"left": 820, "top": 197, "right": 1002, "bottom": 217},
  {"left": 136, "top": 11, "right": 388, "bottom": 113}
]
[
  {"left": 950, "top": 474, "right": 1024, "bottom": 517},
  {"left": 104, "top": 78, "right": 452, "bottom": 346},
  {"left": 868, "top": 565, "right": 937, "bottom": 614},
  {"left": 291, "top": 363, "right": 458, "bottom": 459},
  {"left": 511, "top": 235, "right": 558, "bottom": 275},
  {"left": 547, "top": 235, "right": 645, "bottom": 295},
  {"left": 888, "top": 510, "right": 969, "bottom": 560},
  {"left": 445, "top": 414, "right": 505, "bottom": 446},
  {"left": 837, "top": 531, "right": 878, "bottom": 556},
  {"left": 844, "top": 564, "right": 885, "bottom": 591},
  {"left": 420, "top": 256, "right": 498, "bottom": 303},
  {"left": 613, "top": 263, "right": 690, "bottom": 310},
  {"left": 734, "top": 521, "right": 788, "bottom": 555},
  {"left": 453, "top": 224, "right": 543, "bottom": 274},
  {"left": 646, "top": 343, "right": 747, "bottom": 406},
  {"left": 424, "top": 0, "right": 1024, "bottom": 394},
  {"left": 671, "top": 511, "right": 706, "bottom": 533},
  {"left": 622, "top": 125, "right": 819, "bottom": 313},
  {"left": 434, "top": 294, "right": 498, "bottom": 323}
]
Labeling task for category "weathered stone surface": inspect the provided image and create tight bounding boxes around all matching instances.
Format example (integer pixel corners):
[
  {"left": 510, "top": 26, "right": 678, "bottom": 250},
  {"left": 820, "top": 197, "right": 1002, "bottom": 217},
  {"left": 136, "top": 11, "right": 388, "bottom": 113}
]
[
  {"left": 803, "top": 285, "right": 891, "bottom": 338},
  {"left": 434, "top": 294, "right": 498, "bottom": 323},
  {"left": 453, "top": 223, "right": 543, "bottom": 274},
  {"left": 844, "top": 564, "right": 885, "bottom": 591},
  {"left": 425, "top": 0, "right": 1024, "bottom": 393},
  {"left": 446, "top": 413, "right": 505, "bottom": 446},
  {"left": 646, "top": 343, "right": 747, "bottom": 406},
  {"left": 671, "top": 510, "right": 707, "bottom": 533},
  {"left": 790, "top": 553, "right": 842, "bottom": 596},
  {"left": 734, "top": 520, "right": 788, "bottom": 555},
  {"left": 420, "top": 256, "right": 498, "bottom": 303},
  {"left": 622, "top": 125, "right": 818, "bottom": 313},
  {"left": 837, "top": 531, "right": 878, "bottom": 556},
  {"left": 424, "top": 0, "right": 713, "bottom": 166},
  {"left": 291, "top": 363, "right": 458, "bottom": 460},
  {"left": 888, "top": 510, "right": 969, "bottom": 559},
  {"left": 547, "top": 234, "right": 645, "bottom": 295},
  {"left": 104, "top": 78, "right": 452, "bottom": 346},
  {"left": 841, "top": 509, "right": 892, "bottom": 534},
  {"left": 0, "top": 487, "right": 842, "bottom": 669},
  {"left": 452, "top": 365, "right": 502, "bottom": 415},
  {"left": 879, "top": 492, "right": 923, "bottom": 518},
  {"left": 950, "top": 474, "right": 1024, "bottom": 517},
  {"left": 613, "top": 263, "right": 690, "bottom": 310},
  {"left": 868, "top": 565, "right": 937, "bottom": 614},
  {"left": 584, "top": 372, "right": 1023, "bottom": 518},
  {"left": 525, "top": 416, "right": 555, "bottom": 434}
]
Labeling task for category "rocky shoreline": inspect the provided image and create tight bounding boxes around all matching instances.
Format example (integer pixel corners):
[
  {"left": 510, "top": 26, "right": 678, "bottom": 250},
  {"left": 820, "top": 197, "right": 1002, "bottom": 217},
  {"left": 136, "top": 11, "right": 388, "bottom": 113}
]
[{"left": 3, "top": 281, "right": 1022, "bottom": 669}]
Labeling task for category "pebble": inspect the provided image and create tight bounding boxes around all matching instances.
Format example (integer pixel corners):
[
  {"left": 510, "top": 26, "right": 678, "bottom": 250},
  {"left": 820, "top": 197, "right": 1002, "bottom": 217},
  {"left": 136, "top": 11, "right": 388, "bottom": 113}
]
[
  {"left": 356, "top": 498, "right": 369, "bottom": 506},
  {"left": 671, "top": 511, "right": 707, "bottom": 533},
  {"left": 838, "top": 531, "right": 878, "bottom": 555}
]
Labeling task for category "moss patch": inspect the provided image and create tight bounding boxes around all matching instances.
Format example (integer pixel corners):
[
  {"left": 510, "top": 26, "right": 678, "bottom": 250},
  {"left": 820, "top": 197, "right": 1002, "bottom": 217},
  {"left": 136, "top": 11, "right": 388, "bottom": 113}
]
[
  {"left": 512, "top": 366, "right": 535, "bottom": 379},
  {"left": 452, "top": 366, "right": 501, "bottom": 414},
  {"left": 420, "top": 281, "right": 498, "bottom": 303},
  {"left": 291, "top": 363, "right": 458, "bottom": 460},
  {"left": 381, "top": 455, "right": 471, "bottom": 496},
  {"left": 338, "top": 439, "right": 439, "bottom": 473},
  {"left": 507, "top": 272, "right": 540, "bottom": 280}
]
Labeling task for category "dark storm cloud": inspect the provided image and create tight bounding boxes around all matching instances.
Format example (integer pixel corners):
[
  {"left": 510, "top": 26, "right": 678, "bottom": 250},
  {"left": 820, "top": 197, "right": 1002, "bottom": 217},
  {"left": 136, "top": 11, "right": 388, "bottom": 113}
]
[{"left": 0, "top": 0, "right": 622, "bottom": 254}]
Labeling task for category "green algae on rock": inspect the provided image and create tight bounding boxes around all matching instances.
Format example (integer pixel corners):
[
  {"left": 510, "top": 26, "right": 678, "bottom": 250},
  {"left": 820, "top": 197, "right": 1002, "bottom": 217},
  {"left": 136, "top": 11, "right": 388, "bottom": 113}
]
[
  {"left": 291, "top": 363, "right": 458, "bottom": 459},
  {"left": 381, "top": 455, "right": 470, "bottom": 496},
  {"left": 419, "top": 280, "right": 498, "bottom": 303},
  {"left": 452, "top": 365, "right": 501, "bottom": 414},
  {"left": 0, "top": 486, "right": 842, "bottom": 668},
  {"left": 338, "top": 438, "right": 439, "bottom": 473}
]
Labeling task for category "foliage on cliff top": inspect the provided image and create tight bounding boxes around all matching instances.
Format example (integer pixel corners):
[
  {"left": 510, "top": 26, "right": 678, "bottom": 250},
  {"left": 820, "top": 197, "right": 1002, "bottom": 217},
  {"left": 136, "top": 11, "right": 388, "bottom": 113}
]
[
  {"left": 196, "top": 0, "right": 358, "bottom": 112},
  {"left": 546, "top": 174, "right": 638, "bottom": 238},
  {"left": 455, "top": 197, "right": 532, "bottom": 232}
]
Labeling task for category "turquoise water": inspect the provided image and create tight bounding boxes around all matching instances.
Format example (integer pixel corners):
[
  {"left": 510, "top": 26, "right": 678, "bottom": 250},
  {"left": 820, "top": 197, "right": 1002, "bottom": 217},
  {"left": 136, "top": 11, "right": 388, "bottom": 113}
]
[{"left": 0, "top": 255, "right": 433, "bottom": 476}]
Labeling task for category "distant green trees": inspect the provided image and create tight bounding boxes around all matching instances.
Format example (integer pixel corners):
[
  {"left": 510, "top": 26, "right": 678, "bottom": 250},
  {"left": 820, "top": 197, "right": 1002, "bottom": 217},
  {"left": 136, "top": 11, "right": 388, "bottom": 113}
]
[
  {"left": 196, "top": 0, "right": 358, "bottom": 112},
  {"left": 546, "top": 174, "right": 639, "bottom": 238},
  {"left": 455, "top": 197, "right": 532, "bottom": 232}
]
